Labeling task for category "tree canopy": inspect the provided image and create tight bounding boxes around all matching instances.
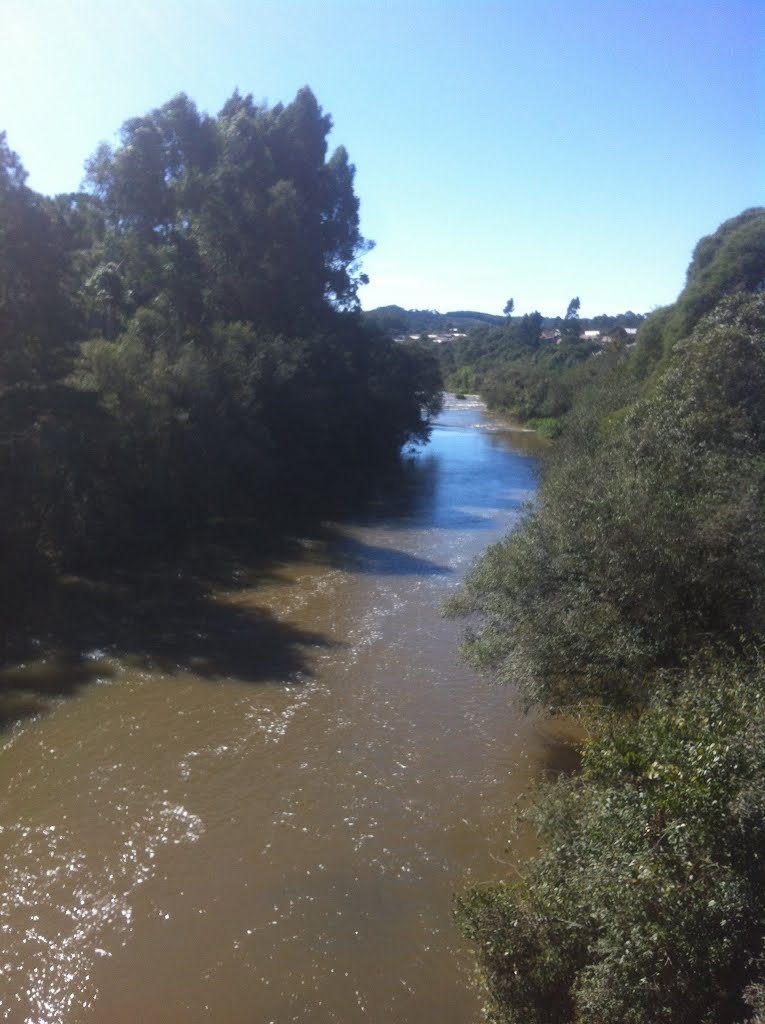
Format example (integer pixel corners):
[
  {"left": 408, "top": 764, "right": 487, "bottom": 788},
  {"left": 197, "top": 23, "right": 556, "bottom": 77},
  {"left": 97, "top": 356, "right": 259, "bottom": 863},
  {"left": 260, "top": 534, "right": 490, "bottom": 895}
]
[
  {"left": 0, "top": 90, "right": 442, "bottom": 617},
  {"left": 84, "top": 87, "right": 372, "bottom": 335}
]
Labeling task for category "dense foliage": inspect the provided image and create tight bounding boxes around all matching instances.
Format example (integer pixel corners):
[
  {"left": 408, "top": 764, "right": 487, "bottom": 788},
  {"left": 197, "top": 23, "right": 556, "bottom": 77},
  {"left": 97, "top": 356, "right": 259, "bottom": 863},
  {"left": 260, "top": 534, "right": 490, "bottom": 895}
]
[
  {"left": 448, "top": 290, "right": 765, "bottom": 708},
  {"left": 456, "top": 654, "right": 765, "bottom": 1024},
  {"left": 449, "top": 209, "right": 765, "bottom": 1021},
  {"left": 435, "top": 306, "right": 644, "bottom": 433},
  {"left": 0, "top": 91, "right": 442, "bottom": 616}
]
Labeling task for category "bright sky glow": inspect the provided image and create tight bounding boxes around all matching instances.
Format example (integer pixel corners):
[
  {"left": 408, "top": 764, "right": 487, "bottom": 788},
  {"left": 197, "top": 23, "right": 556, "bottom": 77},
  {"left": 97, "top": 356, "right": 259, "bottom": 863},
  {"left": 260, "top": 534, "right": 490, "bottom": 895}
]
[{"left": 1, "top": 0, "right": 762, "bottom": 317}]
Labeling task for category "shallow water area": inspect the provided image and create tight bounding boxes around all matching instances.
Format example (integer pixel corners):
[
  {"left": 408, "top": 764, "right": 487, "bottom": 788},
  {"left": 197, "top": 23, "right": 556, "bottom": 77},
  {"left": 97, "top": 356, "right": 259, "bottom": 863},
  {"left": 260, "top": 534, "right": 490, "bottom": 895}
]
[{"left": 0, "top": 396, "right": 573, "bottom": 1023}]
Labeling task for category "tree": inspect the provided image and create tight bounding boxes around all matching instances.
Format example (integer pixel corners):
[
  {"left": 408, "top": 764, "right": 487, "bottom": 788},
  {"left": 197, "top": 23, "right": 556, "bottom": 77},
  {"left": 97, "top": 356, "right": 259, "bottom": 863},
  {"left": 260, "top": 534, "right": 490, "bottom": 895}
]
[
  {"left": 84, "top": 87, "right": 372, "bottom": 335},
  {"left": 0, "top": 133, "right": 76, "bottom": 385},
  {"left": 517, "top": 310, "right": 542, "bottom": 349},
  {"left": 446, "top": 207, "right": 765, "bottom": 708},
  {"left": 560, "top": 295, "right": 581, "bottom": 341},
  {"left": 0, "top": 138, "right": 110, "bottom": 600},
  {"left": 0, "top": 90, "right": 443, "bottom": 603},
  {"left": 632, "top": 208, "right": 765, "bottom": 379}
]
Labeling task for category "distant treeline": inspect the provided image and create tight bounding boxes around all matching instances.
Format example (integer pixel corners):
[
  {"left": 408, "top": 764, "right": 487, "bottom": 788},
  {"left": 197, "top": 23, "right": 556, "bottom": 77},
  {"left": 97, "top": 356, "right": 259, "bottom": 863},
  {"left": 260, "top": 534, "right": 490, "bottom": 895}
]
[
  {"left": 363, "top": 304, "right": 646, "bottom": 341},
  {"left": 363, "top": 306, "right": 506, "bottom": 334},
  {"left": 0, "top": 88, "right": 442, "bottom": 617},
  {"left": 447, "top": 208, "right": 765, "bottom": 1022},
  {"left": 436, "top": 305, "right": 645, "bottom": 435},
  {"left": 365, "top": 302, "right": 647, "bottom": 437}
]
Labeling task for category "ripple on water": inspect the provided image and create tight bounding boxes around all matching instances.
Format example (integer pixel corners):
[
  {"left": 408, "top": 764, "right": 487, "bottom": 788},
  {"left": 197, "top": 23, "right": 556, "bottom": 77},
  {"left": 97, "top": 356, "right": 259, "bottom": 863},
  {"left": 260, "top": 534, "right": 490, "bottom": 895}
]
[{"left": 0, "top": 799, "right": 203, "bottom": 1023}]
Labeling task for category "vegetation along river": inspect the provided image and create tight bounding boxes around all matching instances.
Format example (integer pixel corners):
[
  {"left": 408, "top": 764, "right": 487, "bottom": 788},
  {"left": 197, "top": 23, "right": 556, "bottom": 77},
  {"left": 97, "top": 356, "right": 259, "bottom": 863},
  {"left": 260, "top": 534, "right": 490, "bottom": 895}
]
[{"left": 0, "top": 395, "right": 575, "bottom": 1023}]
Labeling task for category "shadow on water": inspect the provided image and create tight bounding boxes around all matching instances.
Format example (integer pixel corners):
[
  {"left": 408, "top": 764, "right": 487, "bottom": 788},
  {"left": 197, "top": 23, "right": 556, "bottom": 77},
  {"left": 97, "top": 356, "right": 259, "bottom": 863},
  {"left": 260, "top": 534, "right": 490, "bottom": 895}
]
[
  {"left": 0, "top": 406, "right": 543, "bottom": 732},
  {"left": 0, "top": 512, "right": 452, "bottom": 732},
  {"left": 330, "top": 534, "right": 451, "bottom": 576},
  {"left": 343, "top": 451, "right": 442, "bottom": 527},
  {"left": 0, "top": 523, "right": 342, "bottom": 732},
  {"left": 512, "top": 713, "right": 586, "bottom": 792},
  {"left": 0, "top": 654, "right": 109, "bottom": 731},
  {"left": 532, "top": 724, "right": 584, "bottom": 777}
]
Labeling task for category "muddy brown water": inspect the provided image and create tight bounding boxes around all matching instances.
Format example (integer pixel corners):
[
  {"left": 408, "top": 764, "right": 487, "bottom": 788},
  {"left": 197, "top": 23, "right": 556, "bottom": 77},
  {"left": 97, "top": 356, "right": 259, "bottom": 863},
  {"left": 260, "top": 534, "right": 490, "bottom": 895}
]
[{"left": 0, "top": 396, "right": 576, "bottom": 1023}]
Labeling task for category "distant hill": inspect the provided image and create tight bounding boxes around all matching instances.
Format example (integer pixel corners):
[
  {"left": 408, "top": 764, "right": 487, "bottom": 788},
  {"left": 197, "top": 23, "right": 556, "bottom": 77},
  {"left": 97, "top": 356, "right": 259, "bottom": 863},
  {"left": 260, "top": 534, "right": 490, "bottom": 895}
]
[
  {"left": 362, "top": 305, "right": 504, "bottom": 336},
  {"left": 363, "top": 304, "right": 645, "bottom": 338}
]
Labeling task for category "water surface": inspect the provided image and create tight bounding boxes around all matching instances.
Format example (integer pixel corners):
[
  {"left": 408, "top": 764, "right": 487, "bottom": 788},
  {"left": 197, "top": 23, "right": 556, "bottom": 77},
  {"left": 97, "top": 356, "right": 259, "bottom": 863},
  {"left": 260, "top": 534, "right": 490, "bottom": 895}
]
[{"left": 0, "top": 396, "right": 571, "bottom": 1023}]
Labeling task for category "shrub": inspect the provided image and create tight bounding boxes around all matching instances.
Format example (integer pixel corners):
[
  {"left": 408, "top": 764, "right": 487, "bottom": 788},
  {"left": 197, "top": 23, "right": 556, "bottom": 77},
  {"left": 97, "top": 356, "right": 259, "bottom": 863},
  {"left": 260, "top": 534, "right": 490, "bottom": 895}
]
[
  {"left": 446, "top": 293, "right": 765, "bottom": 710},
  {"left": 455, "top": 653, "right": 765, "bottom": 1024}
]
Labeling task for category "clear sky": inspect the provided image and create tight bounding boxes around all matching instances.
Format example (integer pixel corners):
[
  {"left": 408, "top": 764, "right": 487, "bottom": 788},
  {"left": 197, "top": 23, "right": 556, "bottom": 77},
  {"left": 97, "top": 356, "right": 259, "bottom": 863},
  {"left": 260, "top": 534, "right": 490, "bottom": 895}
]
[{"left": 1, "top": 0, "right": 762, "bottom": 317}]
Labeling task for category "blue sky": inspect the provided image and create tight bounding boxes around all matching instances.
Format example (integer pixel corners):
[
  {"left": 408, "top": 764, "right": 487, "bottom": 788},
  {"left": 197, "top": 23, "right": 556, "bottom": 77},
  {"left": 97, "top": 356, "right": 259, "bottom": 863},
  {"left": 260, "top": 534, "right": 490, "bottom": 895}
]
[{"left": 1, "top": 0, "right": 762, "bottom": 317}]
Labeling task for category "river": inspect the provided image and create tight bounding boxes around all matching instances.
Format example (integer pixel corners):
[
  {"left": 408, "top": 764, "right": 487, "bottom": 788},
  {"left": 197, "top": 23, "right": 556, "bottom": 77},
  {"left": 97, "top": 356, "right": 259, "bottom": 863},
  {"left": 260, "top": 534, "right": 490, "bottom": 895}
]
[{"left": 0, "top": 395, "right": 574, "bottom": 1023}]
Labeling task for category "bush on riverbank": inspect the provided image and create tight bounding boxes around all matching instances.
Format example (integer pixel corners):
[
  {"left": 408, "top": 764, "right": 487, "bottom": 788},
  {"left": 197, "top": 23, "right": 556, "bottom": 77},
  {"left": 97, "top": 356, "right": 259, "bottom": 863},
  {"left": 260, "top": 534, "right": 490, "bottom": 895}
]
[
  {"left": 447, "top": 288, "right": 765, "bottom": 709},
  {"left": 455, "top": 651, "right": 765, "bottom": 1024},
  {"left": 437, "top": 310, "right": 637, "bottom": 426},
  {"left": 450, "top": 210, "right": 765, "bottom": 1021}
]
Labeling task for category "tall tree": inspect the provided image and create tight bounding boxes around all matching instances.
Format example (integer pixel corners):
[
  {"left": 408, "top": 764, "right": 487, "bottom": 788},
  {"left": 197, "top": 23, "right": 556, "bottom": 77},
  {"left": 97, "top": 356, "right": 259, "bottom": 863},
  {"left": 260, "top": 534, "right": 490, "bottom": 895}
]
[
  {"left": 0, "top": 89, "right": 442, "bottom": 598},
  {"left": 0, "top": 133, "right": 76, "bottom": 385},
  {"left": 85, "top": 87, "right": 372, "bottom": 336},
  {"left": 561, "top": 295, "right": 581, "bottom": 341}
]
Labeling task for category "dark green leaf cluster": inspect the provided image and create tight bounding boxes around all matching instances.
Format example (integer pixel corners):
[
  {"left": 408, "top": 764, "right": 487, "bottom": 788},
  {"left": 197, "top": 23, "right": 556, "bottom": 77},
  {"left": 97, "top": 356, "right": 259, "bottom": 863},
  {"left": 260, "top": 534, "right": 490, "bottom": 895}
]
[
  {"left": 83, "top": 88, "right": 371, "bottom": 335},
  {"left": 631, "top": 208, "right": 765, "bottom": 382},
  {"left": 0, "top": 133, "right": 79, "bottom": 386},
  {"left": 0, "top": 94, "right": 443, "bottom": 615},
  {"left": 455, "top": 653, "right": 765, "bottom": 1024}
]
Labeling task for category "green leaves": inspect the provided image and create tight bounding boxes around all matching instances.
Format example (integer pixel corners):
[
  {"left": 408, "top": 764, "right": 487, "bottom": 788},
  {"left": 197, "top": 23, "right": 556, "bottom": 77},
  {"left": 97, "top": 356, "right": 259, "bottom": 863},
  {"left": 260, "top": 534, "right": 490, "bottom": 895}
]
[
  {"left": 0, "top": 134, "right": 77, "bottom": 386},
  {"left": 86, "top": 87, "right": 371, "bottom": 334},
  {"left": 452, "top": 212, "right": 765, "bottom": 1023},
  {"left": 455, "top": 654, "right": 765, "bottom": 1024},
  {"left": 632, "top": 209, "right": 765, "bottom": 377},
  {"left": 0, "top": 90, "right": 442, "bottom": 586},
  {"left": 449, "top": 290, "right": 765, "bottom": 709}
]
